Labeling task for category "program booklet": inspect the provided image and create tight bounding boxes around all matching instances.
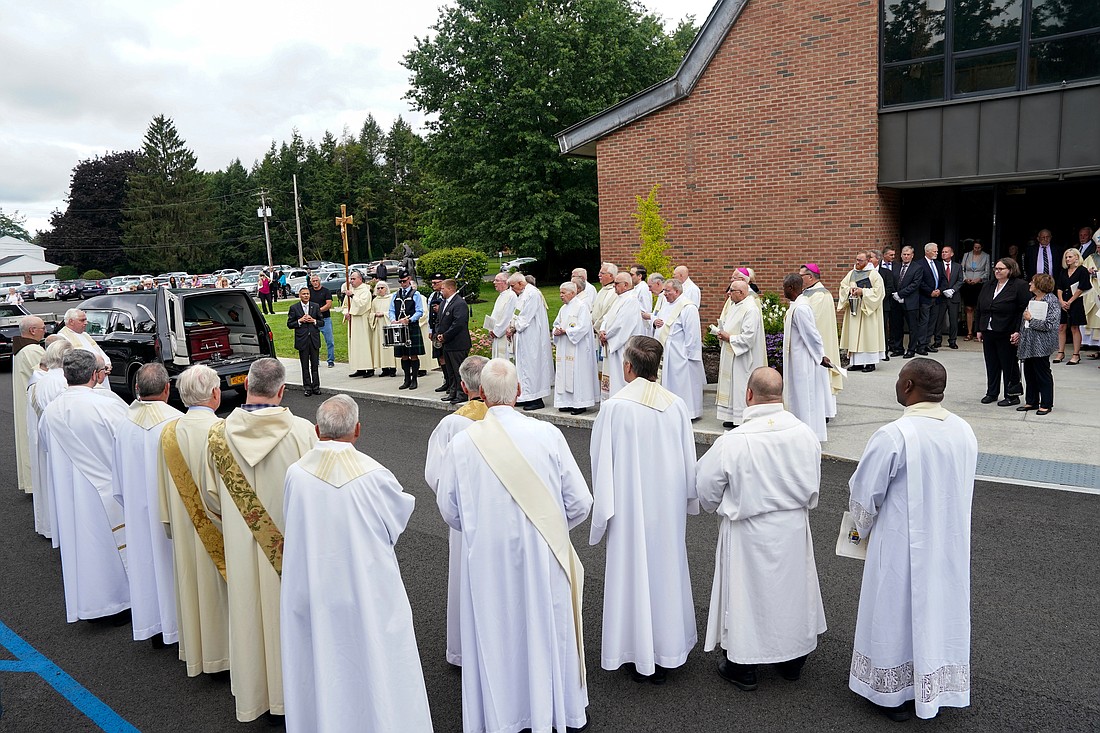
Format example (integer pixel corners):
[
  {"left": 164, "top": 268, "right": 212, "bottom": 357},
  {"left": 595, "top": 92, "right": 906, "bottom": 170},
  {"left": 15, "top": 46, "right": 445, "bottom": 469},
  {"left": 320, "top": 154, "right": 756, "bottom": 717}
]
[{"left": 1025, "top": 299, "right": 1048, "bottom": 328}]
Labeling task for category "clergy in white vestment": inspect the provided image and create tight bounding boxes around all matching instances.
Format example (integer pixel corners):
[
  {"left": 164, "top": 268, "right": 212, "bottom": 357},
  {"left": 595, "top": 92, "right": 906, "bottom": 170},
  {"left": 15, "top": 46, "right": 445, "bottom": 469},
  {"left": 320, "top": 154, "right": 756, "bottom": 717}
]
[
  {"left": 553, "top": 282, "right": 599, "bottom": 413},
  {"left": 639, "top": 273, "right": 665, "bottom": 335},
  {"left": 157, "top": 365, "right": 230, "bottom": 677},
  {"left": 654, "top": 279, "right": 705, "bottom": 419},
  {"left": 13, "top": 316, "right": 46, "bottom": 494},
  {"left": 781, "top": 274, "right": 832, "bottom": 442},
  {"left": 112, "top": 364, "right": 183, "bottom": 644},
  {"left": 715, "top": 282, "right": 767, "bottom": 428},
  {"left": 570, "top": 268, "right": 595, "bottom": 309},
  {"left": 33, "top": 340, "right": 74, "bottom": 548},
  {"left": 343, "top": 269, "right": 374, "bottom": 377},
  {"left": 800, "top": 264, "right": 843, "bottom": 417},
  {"left": 630, "top": 265, "right": 653, "bottom": 336},
  {"left": 836, "top": 252, "right": 887, "bottom": 371},
  {"left": 39, "top": 349, "right": 130, "bottom": 622},
  {"left": 590, "top": 263, "right": 620, "bottom": 332},
  {"left": 590, "top": 336, "right": 698, "bottom": 683},
  {"left": 599, "top": 273, "right": 643, "bottom": 401},
  {"left": 27, "top": 363, "right": 50, "bottom": 537},
  {"left": 437, "top": 358, "right": 592, "bottom": 733},
  {"left": 282, "top": 395, "right": 433, "bottom": 733},
  {"left": 674, "top": 265, "right": 702, "bottom": 307},
  {"left": 424, "top": 356, "right": 490, "bottom": 667},
  {"left": 696, "top": 367, "right": 826, "bottom": 691},
  {"left": 57, "top": 308, "right": 112, "bottom": 391},
  {"left": 848, "top": 359, "right": 976, "bottom": 722},
  {"left": 365, "top": 282, "right": 398, "bottom": 374},
  {"left": 205, "top": 358, "right": 318, "bottom": 722},
  {"left": 485, "top": 273, "right": 517, "bottom": 359},
  {"left": 505, "top": 274, "right": 553, "bottom": 410}
]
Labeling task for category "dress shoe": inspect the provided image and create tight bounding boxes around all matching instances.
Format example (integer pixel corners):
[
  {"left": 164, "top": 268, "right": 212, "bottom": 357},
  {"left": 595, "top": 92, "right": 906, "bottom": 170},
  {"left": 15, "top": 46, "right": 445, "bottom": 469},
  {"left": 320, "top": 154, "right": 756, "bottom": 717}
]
[
  {"left": 872, "top": 701, "right": 913, "bottom": 722},
  {"left": 849, "top": 364, "right": 864, "bottom": 372},
  {"left": 863, "top": 364, "right": 876, "bottom": 372},
  {"left": 303, "top": 388, "right": 312, "bottom": 396},
  {"left": 903, "top": 352, "right": 915, "bottom": 359},
  {"left": 931, "top": 342, "right": 942, "bottom": 349},
  {"left": 349, "top": 370, "right": 367, "bottom": 378},
  {"left": 441, "top": 393, "right": 455, "bottom": 401},
  {"left": 980, "top": 395, "right": 997, "bottom": 404},
  {"left": 418, "top": 369, "right": 427, "bottom": 377},
  {"left": 883, "top": 354, "right": 890, "bottom": 361},
  {"left": 1036, "top": 407, "right": 1052, "bottom": 415},
  {"left": 558, "top": 407, "right": 572, "bottom": 412},
  {"left": 522, "top": 399, "right": 545, "bottom": 411},
  {"left": 568, "top": 407, "right": 587, "bottom": 415},
  {"left": 723, "top": 422, "right": 735, "bottom": 429},
  {"left": 631, "top": 664, "right": 667, "bottom": 685},
  {"left": 949, "top": 342, "right": 958, "bottom": 349},
  {"left": 435, "top": 384, "right": 449, "bottom": 392},
  {"left": 776, "top": 654, "right": 808, "bottom": 681},
  {"left": 998, "top": 396, "right": 1020, "bottom": 407},
  {"left": 1016, "top": 404, "right": 1036, "bottom": 411},
  {"left": 889, "top": 350, "right": 904, "bottom": 358},
  {"left": 926, "top": 346, "right": 939, "bottom": 353},
  {"left": 717, "top": 658, "right": 758, "bottom": 691},
  {"left": 364, "top": 370, "right": 375, "bottom": 378},
  {"left": 450, "top": 395, "right": 469, "bottom": 404}
]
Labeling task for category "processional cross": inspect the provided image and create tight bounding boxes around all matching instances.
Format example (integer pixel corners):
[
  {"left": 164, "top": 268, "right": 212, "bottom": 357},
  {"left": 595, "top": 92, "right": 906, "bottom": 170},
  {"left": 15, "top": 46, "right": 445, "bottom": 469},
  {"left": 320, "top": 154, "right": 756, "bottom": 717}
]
[{"left": 336, "top": 204, "right": 355, "bottom": 312}]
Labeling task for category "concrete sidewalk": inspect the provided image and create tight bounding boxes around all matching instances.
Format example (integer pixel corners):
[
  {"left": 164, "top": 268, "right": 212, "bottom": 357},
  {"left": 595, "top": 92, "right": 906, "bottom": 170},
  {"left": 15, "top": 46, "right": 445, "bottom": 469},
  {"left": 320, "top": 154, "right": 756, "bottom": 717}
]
[{"left": 280, "top": 339, "right": 1100, "bottom": 491}]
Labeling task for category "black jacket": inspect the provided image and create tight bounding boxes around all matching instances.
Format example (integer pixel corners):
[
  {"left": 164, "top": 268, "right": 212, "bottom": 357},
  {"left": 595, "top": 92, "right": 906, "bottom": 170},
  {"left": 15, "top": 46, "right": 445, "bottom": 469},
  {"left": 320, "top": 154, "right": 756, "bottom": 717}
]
[
  {"left": 1023, "top": 243, "right": 1065, "bottom": 280},
  {"left": 878, "top": 265, "right": 896, "bottom": 312},
  {"left": 436, "top": 294, "right": 471, "bottom": 352},
  {"left": 918, "top": 258, "right": 946, "bottom": 304},
  {"left": 975, "top": 278, "right": 1030, "bottom": 334},
  {"left": 287, "top": 300, "right": 322, "bottom": 350},
  {"left": 894, "top": 260, "right": 926, "bottom": 311}
]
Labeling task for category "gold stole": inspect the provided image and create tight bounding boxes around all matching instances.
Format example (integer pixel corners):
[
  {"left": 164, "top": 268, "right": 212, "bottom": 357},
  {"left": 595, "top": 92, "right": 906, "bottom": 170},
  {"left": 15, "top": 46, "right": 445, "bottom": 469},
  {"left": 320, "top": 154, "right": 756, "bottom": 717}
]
[
  {"left": 161, "top": 420, "right": 227, "bottom": 581},
  {"left": 454, "top": 399, "right": 488, "bottom": 421},
  {"left": 207, "top": 422, "right": 284, "bottom": 576},
  {"left": 465, "top": 412, "right": 586, "bottom": 685}
]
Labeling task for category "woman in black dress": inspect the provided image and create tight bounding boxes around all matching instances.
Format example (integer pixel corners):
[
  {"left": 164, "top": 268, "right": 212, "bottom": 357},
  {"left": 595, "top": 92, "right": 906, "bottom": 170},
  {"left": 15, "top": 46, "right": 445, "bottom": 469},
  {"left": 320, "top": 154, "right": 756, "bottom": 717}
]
[
  {"left": 975, "top": 257, "right": 1031, "bottom": 406},
  {"left": 1055, "top": 248, "right": 1092, "bottom": 365}
]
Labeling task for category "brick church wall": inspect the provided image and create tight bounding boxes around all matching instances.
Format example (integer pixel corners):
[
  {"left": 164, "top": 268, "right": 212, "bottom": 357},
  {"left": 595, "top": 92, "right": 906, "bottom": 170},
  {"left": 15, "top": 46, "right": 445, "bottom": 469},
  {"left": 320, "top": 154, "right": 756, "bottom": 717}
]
[{"left": 595, "top": 0, "right": 900, "bottom": 324}]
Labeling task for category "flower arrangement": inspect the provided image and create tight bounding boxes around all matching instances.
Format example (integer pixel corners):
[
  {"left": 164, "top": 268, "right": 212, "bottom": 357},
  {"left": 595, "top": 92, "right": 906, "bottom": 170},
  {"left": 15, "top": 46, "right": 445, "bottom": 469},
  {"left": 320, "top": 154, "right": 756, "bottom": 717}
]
[{"left": 759, "top": 292, "right": 788, "bottom": 373}]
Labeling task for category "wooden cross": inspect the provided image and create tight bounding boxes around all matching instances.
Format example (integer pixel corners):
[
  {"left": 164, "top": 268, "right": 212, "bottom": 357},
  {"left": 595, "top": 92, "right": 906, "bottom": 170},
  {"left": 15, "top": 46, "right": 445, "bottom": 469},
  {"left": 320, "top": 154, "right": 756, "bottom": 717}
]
[{"left": 335, "top": 204, "right": 354, "bottom": 257}]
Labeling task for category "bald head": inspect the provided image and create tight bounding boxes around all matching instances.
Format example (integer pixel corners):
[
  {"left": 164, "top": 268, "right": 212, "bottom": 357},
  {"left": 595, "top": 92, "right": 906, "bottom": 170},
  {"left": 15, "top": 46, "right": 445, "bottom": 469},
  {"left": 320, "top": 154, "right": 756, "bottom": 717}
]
[
  {"left": 896, "top": 358, "right": 947, "bottom": 406},
  {"left": 746, "top": 367, "right": 783, "bottom": 405},
  {"left": 673, "top": 265, "right": 689, "bottom": 282},
  {"left": 20, "top": 315, "right": 44, "bottom": 337}
]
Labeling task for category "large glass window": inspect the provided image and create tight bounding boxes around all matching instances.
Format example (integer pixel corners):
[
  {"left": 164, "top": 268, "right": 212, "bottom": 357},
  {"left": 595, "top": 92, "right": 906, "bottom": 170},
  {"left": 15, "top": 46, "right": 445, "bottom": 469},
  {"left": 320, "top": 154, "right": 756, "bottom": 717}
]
[{"left": 882, "top": 0, "right": 1100, "bottom": 106}]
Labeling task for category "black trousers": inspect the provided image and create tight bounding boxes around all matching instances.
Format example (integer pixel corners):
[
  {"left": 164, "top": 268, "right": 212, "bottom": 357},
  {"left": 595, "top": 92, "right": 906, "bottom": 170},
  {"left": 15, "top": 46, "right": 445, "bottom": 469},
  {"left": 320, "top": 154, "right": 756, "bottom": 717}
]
[
  {"left": 443, "top": 348, "right": 468, "bottom": 397},
  {"left": 982, "top": 330, "right": 1022, "bottom": 398},
  {"left": 1023, "top": 356, "right": 1054, "bottom": 408},
  {"left": 259, "top": 292, "right": 274, "bottom": 314},
  {"left": 917, "top": 302, "right": 934, "bottom": 349},
  {"left": 893, "top": 308, "right": 920, "bottom": 353},
  {"left": 934, "top": 299, "right": 960, "bottom": 345},
  {"left": 298, "top": 345, "right": 320, "bottom": 389}
]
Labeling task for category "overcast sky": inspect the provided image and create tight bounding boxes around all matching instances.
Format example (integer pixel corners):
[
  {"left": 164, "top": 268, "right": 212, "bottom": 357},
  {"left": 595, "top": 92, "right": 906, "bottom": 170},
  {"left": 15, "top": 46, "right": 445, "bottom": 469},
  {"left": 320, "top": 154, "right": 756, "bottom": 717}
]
[{"left": 2, "top": 0, "right": 715, "bottom": 235}]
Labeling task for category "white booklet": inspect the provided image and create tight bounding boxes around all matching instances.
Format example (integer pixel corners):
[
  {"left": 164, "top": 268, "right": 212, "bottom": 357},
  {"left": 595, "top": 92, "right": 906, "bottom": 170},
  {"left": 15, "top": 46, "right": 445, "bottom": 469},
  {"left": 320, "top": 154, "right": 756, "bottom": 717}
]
[
  {"left": 1025, "top": 299, "right": 1048, "bottom": 328},
  {"left": 482, "top": 315, "right": 494, "bottom": 332},
  {"left": 835, "top": 510, "right": 870, "bottom": 560}
]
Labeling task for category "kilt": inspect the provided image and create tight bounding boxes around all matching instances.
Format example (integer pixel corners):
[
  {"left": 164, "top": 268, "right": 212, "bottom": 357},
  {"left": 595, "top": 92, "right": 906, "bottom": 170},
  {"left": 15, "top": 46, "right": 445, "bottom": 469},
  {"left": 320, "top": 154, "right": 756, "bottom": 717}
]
[{"left": 393, "top": 320, "right": 425, "bottom": 357}]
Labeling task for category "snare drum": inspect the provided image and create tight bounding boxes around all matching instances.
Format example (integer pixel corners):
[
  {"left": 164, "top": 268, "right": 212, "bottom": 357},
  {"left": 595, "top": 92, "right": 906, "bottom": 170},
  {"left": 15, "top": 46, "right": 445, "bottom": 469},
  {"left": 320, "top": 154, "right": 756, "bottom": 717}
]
[{"left": 382, "top": 323, "right": 410, "bottom": 347}]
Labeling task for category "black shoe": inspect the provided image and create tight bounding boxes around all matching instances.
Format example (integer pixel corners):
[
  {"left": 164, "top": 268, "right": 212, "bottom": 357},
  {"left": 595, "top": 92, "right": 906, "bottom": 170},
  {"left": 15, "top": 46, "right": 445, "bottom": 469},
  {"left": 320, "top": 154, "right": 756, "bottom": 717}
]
[
  {"left": 1016, "top": 404, "right": 1036, "bottom": 411},
  {"left": 863, "top": 364, "right": 876, "bottom": 372},
  {"left": 776, "top": 654, "right": 808, "bottom": 681},
  {"left": 442, "top": 393, "right": 456, "bottom": 402},
  {"left": 717, "top": 658, "right": 758, "bottom": 691},
  {"left": 558, "top": 407, "right": 572, "bottom": 412},
  {"left": 926, "top": 346, "right": 939, "bottom": 353},
  {"left": 889, "top": 350, "right": 904, "bottom": 357},
  {"left": 903, "top": 352, "right": 915, "bottom": 359},
  {"left": 931, "top": 342, "right": 942, "bottom": 349},
  {"left": 451, "top": 395, "right": 468, "bottom": 404},
  {"left": 883, "top": 354, "right": 890, "bottom": 361},
  {"left": 149, "top": 633, "right": 167, "bottom": 650},
  {"left": 998, "top": 396, "right": 1020, "bottom": 407},
  {"left": 522, "top": 399, "right": 545, "bottom": 411},
  {"left": 872, "top": 701, "right": 912, "bottom": 722},
  {"left": 949, "top": 342, "right": 958, "bottom": 349},
  {"left": 349, "top": 370, "right": 367, "bottom": 378},
  {"left": 631, "top": 664, "right": 667, "bottom": 685},
  {"left": 568, "top": 407, "right": 587, "bottom": 415},
  {"left": 418, "top": 369, "right": 427, "bottom": 377},
  {"left": 723, "top": 421, "right": 735, "bottom": 429},
  {"left": 328, "top": 361, "right": 335, "bottom": 368},
  {"left": 980, "top": 395, "right": 997, "bottom": 404},
  {"left": 364, "top": 370, "right": 375, "bottom": 378},
  {"left": 409, "top": 375, "right": 418, "bottom": 390},
  {"left": 435, "top": 384, "right": 449, "bottom": 392},
  {"left": 303, "top": 388, "right": 312, "bottom": 396},
  {"left": 916, "top": 348, "right": 929, "bottom": 355},
  {"left": 849, "top": 364, "right": 864, "bottom": 372}
]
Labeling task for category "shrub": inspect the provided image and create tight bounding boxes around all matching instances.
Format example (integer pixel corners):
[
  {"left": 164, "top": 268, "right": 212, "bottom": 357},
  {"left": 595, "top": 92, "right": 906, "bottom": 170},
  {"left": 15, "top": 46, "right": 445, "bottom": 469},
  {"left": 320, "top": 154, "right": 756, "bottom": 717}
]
[
  {"left": 55, "top": 265, "right": 78, "bottom": 281},
  {"left": 759, "top": 292, "right": 787, "bottom": 334},
  {"left": 632, "top": 184, "right": 672, "bottom": 278},
  {"left": 82, "top": 269, "right": 107, "bottom": 280},
  {"left": 415, "top": 247, "right": 488, "bottom": 301}
]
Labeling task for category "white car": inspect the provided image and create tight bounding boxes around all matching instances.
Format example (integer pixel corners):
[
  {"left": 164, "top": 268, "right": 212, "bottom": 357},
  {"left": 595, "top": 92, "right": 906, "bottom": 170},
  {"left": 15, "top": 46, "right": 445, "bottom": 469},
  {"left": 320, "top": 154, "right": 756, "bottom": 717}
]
[
  {"left": 500, "top": 257, "right": 537, "bottom": 272},
  {"left": 34, "top": 281, "right": 59, "bottom": 300}
]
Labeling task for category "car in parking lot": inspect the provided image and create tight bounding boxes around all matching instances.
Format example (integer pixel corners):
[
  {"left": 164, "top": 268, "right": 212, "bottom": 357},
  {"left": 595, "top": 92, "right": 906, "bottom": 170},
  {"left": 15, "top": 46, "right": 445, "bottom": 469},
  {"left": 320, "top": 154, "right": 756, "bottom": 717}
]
[
  {"left": 237, "top": 272, "right": 261, "bottom": 295},
  {"left": 16, "top": 283, "right": 38, "bottom": 299},
  {"left": 58, "top": 279, "right": 108, "bottom": 300},
  {"left": 500, "top": 257, "right": 537, "bottom": 272},
  {"left": 34, "top": 281, "right": 59, "bottom": 300},
  {"left": 0, "top": 302, "right": 52, "bottom": 363},
  {"left": 77, "top": 288, "right": 276, "bottom": 398},
  {"left": 367, "top": 260, "right": 402, "bottom": 277}
]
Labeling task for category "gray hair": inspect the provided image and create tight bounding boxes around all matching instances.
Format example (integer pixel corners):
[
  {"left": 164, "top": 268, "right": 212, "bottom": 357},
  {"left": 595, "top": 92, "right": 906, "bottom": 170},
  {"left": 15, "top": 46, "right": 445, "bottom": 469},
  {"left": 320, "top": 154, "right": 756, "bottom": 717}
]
[
  {"left": 63, "top": 308, "right": 85, "bottom": 327},
  {"left": 62, "top": 349, "right": 98, "bottom": 386},
  {"left": 459, "top": 355, "right": 489, "bottom": 395},
  {"left": 624, "top": 335, "right": 662, "bottom": 381},
  {"left": 506, "top": 273, "right": 526, "bottom": 286},
  {"left": 647, "top": 273, "right": 666, "bottom": 285},
  {"left": 924, "top": 242, "right": 940, "bottom": 255},
  {"left": 246, "top": 358, "right": 285, "bottom": 398},
  {"left": 135, "top": 362, "right": 170, "bottom": 399},
  {"left": 560, "top": 281, "right": 577, "bottom": 294},
  {"left": 19, "top": 315, "right": 44, "bottom": 336},
  {"left": 525, "top": 275, "right": 537, "bottom": 286},
  {"left": 316, "top": 394, "right": 359, "bottom": 439},
  {"left": 571, "top": 267, "right": 588, "bottom": 279},
  {"left": 570, "top": 276, "right": 586, "bottom": 291},
  {"left": 868, "top": 249, "right": 883, "bottom": 262},
  {"left": 664, "top": 278, "right": 683, "bottom": 294},
  {"left": 177, "top": 364, "right": 220, "bottom": 406},
  {"left": 601, "top": 262, "right": 619, "bottom": 276},
  {"left": 42, "top": 339, "right": 73, "bottom": 369},
  {"left": 480, "top": 358, "right": 519, "bottom": 406}
]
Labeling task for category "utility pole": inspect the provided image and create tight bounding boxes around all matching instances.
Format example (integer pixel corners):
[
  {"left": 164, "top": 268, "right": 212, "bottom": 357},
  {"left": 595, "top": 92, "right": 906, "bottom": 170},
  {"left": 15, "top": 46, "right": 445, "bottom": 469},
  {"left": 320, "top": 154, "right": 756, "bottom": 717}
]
[
  {"left": 257, "top": 190, "right": 273, "bottom": 268},
  {"left": 292, "top": 175, "right": 305, "bottom": 267}
]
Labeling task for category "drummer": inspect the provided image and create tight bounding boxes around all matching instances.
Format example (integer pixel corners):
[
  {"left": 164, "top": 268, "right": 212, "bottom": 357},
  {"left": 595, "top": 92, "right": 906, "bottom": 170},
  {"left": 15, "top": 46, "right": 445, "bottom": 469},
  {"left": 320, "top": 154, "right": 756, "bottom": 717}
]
[{"left": 388, "top": 269, "right": 428, "bottom": 390}]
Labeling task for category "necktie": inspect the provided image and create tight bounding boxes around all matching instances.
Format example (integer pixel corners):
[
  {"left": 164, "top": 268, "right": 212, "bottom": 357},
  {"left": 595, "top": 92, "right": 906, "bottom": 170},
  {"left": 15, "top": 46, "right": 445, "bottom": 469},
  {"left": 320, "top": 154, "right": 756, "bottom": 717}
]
[
  {"left": 901, "top": 263, "right": 909, "bottom": 281},
  {"left": 930, "top": 260, "right": 939, "bottom": 288},
  {"left": 945, "top": 262, "right": 951, "bottom": 280},
  {"left": 1042, "top": 246, "right": 1050, "bottom": 274}
]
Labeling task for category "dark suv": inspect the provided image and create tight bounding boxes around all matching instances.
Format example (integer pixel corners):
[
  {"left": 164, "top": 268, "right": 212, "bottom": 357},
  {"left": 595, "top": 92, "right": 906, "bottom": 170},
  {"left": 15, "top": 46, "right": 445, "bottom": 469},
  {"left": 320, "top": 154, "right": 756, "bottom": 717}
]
[
  {"left": 59, "top": 279, "right": 108, "bottom": 300},
  {"left": 78, "top": 287, "right": 275, "bottom": 398}
]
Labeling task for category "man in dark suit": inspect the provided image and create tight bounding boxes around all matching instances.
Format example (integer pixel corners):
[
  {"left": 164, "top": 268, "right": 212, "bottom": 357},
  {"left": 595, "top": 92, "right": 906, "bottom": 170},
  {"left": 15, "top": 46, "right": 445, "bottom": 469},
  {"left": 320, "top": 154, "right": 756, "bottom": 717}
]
[
  {"left": 917, "top": 242, "right": 946, "bottom": 354},
  {"left": 434, "top": 278, "right": 472, "bottom": 403},
  {"left": 287, "top": 287, "right": 322, "bottom": 395},
  {"left": 891, "top": 245, "right": 926, "bottom": 358},
  {"left": 427, "top": 273, "right": 449, "bottom": 393},
  {"left": 872, "top": 248, "right": 896, "bottom": 360},
  {"left": 1076, "top": 226, "right": 1097, "bottom": 261},
  {"left": 933, "top": 244, "right": 964, "bottom": 349},
  {"left": 1023, "top": 229, "right": 1064, "bottom": 281}
]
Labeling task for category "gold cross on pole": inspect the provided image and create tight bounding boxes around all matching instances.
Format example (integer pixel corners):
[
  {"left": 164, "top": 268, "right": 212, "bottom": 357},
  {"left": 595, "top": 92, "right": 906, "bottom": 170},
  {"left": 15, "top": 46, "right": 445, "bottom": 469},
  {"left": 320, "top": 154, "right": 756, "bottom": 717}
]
[{"left": 336, "top": 203, "right": 354, "bottom": 285}]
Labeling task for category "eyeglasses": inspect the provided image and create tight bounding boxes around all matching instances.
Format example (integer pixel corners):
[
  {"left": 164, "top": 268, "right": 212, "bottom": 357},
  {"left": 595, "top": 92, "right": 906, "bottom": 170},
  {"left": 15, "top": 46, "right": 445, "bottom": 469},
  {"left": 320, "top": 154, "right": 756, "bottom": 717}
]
[{"left": 994, "top": 266, "right": 1008, "bottom": 271}]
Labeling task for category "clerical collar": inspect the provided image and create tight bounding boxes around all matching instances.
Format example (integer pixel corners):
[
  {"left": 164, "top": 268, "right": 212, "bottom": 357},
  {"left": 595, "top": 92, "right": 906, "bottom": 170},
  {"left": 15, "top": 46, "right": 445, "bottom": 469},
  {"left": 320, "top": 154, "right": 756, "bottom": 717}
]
[
  {"left": 315, "top": 440, "right": 355, "bottom": 452},
  {"left": 241, "top": 403, "right": 280, "bottom": 412},
  {"left": 903, "top": 401, "right": 950, "bottom": 420},
  {"left": 187, "top": 406, "right": 215, "bottom": 413}
]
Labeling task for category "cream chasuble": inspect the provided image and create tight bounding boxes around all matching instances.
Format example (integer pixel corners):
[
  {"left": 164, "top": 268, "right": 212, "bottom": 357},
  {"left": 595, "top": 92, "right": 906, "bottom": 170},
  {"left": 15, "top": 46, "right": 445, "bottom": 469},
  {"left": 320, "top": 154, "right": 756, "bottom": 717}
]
[
  {"left": 716, "top": 297, "right": 766, "bottom": 423},
  {"left": 837, "top": 266, "right": 886, "bottom": 367},
  {"left": 13, "top": 343, "right": 44, "bottom": 493},
  {"left": 344, "top": 283, "right": 373, "bottom": 370},
  {"left": 366, "top": 293, "right": 397, "bottom": 370}
]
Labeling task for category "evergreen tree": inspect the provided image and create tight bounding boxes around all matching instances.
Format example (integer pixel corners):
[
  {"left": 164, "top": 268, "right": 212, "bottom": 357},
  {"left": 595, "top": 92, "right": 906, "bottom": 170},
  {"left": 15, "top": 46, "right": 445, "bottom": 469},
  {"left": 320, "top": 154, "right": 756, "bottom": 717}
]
[
  {"left": 207, "top": 159, "right": 262, "bottom": 268},
  {"left": 632, "top": 184, "right": 672, "bottom": 277},
  {"left": 0, "top": 208, "right": 32, "bottom": 240}
]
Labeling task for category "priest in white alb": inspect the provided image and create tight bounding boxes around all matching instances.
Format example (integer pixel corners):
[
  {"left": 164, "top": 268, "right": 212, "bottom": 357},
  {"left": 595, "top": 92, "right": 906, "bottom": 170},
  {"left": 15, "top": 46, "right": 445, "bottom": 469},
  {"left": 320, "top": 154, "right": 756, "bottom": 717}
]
[
  {"left": 424, "top": 355, "right": 489, "bottom": 667},
  {"left": 39, "top": 349, "right": 130, "bottom": 622},
  {"left": 33, "top": 340, "right": 74, "bottom": 547},
  {"left": 26, "top": 341, "right": 53, "bottom": 539},
  {"left": 552, "top": 281, "right": 598, "bottom": 414},
  {"left": 590, "top": 263, "right": 619, "bottom": 333},
  {"left": 654, "top": 278, "right": 704, "bottom": 419},
  {"left": 343, "top": 269, "right": 374, "bottom": 378},
  {"left": 781, "top": 274, "right": 832, "bottom": 441},
  {"left": 485, "top": 272, "right": 517, "bottom": 359},
  {"left": 13, "top": 315, "right": 46, "bottom": 495},
  {"left": 599, "top": 273, "right": 642, "bottom": 401},
  {"left": 56, "top": 308, "right": 112, "bottom": 390},
  {"left": 571, "top": 268, "right": 594, "bottom": 308},
  {"left": 630, "top": 265, "right": 653, "bottom": 336},
  {"left": 674, "top": 265, "right": 701, "bottom": 307},
  {"left": 505, "top": 273, "right": 553, "bottom": 411},
  {"left": 800, "top": 263, "right": 843, "bottom": 415},
  {"left": 837, "top": 251, "right": 887, "bottom": 372},
  {"left": 590, "top": 335, "right": 698, "bottom": 684},
  {"left": 158, "top": 364, "right": 230, "bottom": 677},
  {"left": 696, "top": 367, "right": 827, "bottom": 691},
  {"left": 112, "top": 363, "right": 182, "bottom": 645},
  {"left": 437, "top": 358, "right": 592, "bottom": 733},
  {"left": 848, "top": 359, "right": 976, "bottom": 722},
  {"left": 282, "top": 395, "right": 432, "bottom": 733},
  {"left": 205, "top": 358, "right": 317, "bottom": 722},
  {"left": 715, "top": 281, "right": 766, "bottom": 429}
]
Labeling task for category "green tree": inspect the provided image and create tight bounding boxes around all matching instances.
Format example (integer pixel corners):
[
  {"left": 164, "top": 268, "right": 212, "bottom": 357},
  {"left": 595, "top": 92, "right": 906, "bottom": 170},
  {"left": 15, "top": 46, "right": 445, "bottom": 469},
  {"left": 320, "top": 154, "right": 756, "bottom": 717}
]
[
  {"left": 632, "top": 184, "right": 672, "bottom": 277},
  {"left": 404, "top": 0, "right": 696, "bottom": 270},
  {"left": 208, "top": 159, "right": 262, "bottom": 269},
  {"left": 384, "top": 117, "right": 428, "bottom": 253},
  {"left": 0, "top": 208, "right": 31, "bottom": 240},
  {"left": 39, "top": 151, "right": 138, "bottom": 274},
  {"left": 121, "top": 115, "right": 215, "bottom": 273}
]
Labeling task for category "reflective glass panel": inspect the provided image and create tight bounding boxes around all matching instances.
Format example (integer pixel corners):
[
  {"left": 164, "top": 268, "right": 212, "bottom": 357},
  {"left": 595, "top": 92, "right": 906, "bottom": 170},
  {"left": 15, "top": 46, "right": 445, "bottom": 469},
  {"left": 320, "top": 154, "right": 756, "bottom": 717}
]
[
  {"left": 884, "top": 0, "right": 946, "bottom": 62},
  {"left": 1030, "top": 0, "right": 1100, "bottom": 39},
  {"left": 1028, "top": 32, "right": 1100, "bottom": 86},
  {"left": 955, "top": 49, "right": 1018, "bottom": 93},
  {"left": 953, "top": 0, "right": 1022, "bottom": 52},
  {"left": 883, "top": 59, "right": 946, "bottom": 104}
]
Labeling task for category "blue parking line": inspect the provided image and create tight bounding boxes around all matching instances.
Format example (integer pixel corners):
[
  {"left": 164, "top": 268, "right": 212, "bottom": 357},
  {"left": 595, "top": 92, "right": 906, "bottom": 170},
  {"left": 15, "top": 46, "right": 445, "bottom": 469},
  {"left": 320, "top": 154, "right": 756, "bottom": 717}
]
[{"left": 0, "top": 619, "right": 139, "bottom": 732}]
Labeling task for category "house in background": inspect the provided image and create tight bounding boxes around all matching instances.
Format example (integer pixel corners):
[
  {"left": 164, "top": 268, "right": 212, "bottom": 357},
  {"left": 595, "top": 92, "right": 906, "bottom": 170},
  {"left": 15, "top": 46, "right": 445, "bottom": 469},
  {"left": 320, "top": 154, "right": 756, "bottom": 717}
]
[
  {"left": 0, "top": 235, "right": 60, "bottom": 284},
  {"left": 557, "top": 0, "right": 1100, "bottom": 321}
]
